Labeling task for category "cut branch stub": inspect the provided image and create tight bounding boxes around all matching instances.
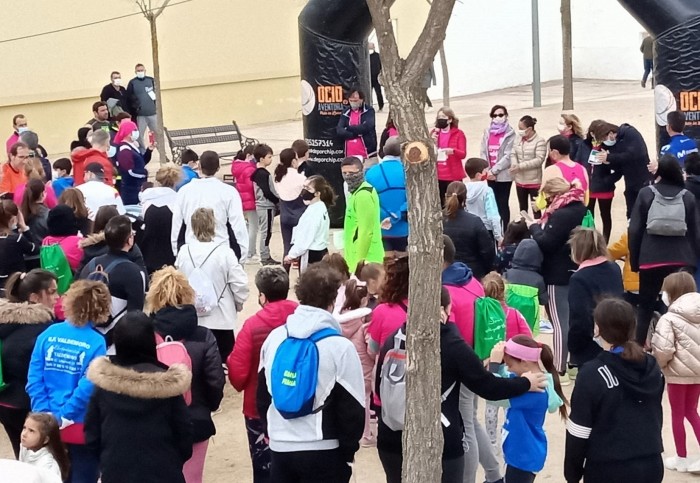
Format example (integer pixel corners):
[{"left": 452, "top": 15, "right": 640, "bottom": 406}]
[{"left": 405, "top": 141, "right": 430, "bottom": 164}]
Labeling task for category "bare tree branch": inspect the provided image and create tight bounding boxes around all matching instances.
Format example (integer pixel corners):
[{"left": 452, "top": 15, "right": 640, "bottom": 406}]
[
  {"left": 135, "top": 0, "right": 148, "bottom": 16},
  {"left": 154, "top": 0, "right": 173, "bottom": 19},
  {"left": 403, "top": 0, "right": 455, "bottom": 85}
]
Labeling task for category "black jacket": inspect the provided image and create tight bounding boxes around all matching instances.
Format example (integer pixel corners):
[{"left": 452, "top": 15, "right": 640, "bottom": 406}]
[
  {"left": 574, "top": 138, "right": 623, "bottom": 194},
  {"left": 376, "top": 322, "right": 531, "bottom": 460},
  {"left": 568, "top": 134, "right": 584, "bottom": 162},
  {"left": 99, "top": 84, "right": 126, "bottom": 106},
  {"left": 685, "top": 175, "right": 700, "bottom": 201},
  {"left": 152, "top": 305, "right": 225, "bottom": 442},
  {"left": 605, "top": 124, "right": 652, "bottom": 193},
  {"left": 503, "top": 239, "right": 549, "bottom": 306},
  {"left": 0, "top": 301, "right": 53, "bottom": 409},
  {"left": 628, "top": 181, "right": 699, "bottom": 272},
  {"left": 77, "top": 232, "right": 146, "bottom": 275},
  {"left": 529, "top": 201, "right": 588, "bottom": 286},
  {"left": 564, "top": 352, "right": 664, "bottom": 483},
  {"left": 370, "top": 52, "right": 382, "bottom": 80},
  {"left": 443, "top": 210, "right": 495, "bottom": 280},
  {"left": 86, "top": 357, "right": 193, "bottom": 483},
  {"left": 567, "top": 261, "right": 624, "bottom": 367},
  {"left": 336, "top": 105, "right": 378, "bottom": 157}
]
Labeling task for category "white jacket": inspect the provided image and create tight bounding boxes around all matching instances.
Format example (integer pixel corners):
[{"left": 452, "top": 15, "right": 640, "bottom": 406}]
[
  {"left": 274, "top": 170, "right": 306, "bottom": 201},
  {"left": 170, "top": 177, "right": 249, "bottom": 260},
  {"left": 288, "top": 201, "right": 329, "bottom": 260},
  {"left": 76, "top": 181, "right": 126, "bottom": 221},
  {"left": 175, "top": 240, "right": 249, "bottom": 330},
  {"left": 18, "top": 446, "right": 62, "bottom": 483},
  {"left": 140, "top": 186, "right": 177, "bottom": 215}
]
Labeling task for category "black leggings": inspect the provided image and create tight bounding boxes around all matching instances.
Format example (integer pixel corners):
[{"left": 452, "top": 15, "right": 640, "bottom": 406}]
[
  {"left": 211, "top": 329, "right": 235, "bottom": 362},
  {"left": 516, "top": 186, "right": 539, "bottom": 214},
  {"left": 271, "top": 449, "right": 352, "bottom": 483},
  {"left": 439, "top": 180, "right": 451, "bottom": 208},
  {"left": 378, "top": 450, "right": 464, "bottom": 483},
  {"left": 488, "top": 180, "right": 512, "bottom": 227},
  {"left": 637, "top": 266, "right": 691, "bottom": 345},
  {"left": 505, "top": 465, "right": 536, "bottom": 483},
  {"left": 583, "top": 455, "right": 663, "bottom": 483},
  {"left": 0, "top": 405, "right": 27, "bottom": 458},
  {"left": 587, "top": 197, "right": 613, "bottom": 242}
]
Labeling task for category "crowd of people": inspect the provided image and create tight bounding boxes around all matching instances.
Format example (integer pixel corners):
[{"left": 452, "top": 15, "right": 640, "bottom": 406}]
[{"left": 0, "top": 74, "right": 699, "bottom": 483}]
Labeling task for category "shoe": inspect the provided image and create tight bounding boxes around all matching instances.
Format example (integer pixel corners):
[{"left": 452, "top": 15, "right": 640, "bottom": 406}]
[
  {"left": 261, "top": 258, "right": 281, "bottom": 266},
  {"left": 360, "top": 435, "right": 376, "bottom": 448},
  {"left": 641, "top": 80, "right": 646, "bottom": 88},
  {"left": 666, "top": 455, "right": 688, "bottom": 472},
  {"left": 539, "top": 320, "right": 554, "bottom": 334},
  {"left": 559, "top": 373, "right": 571, "bottom": 386},
  {"left": 567, "top": 366, "right": 578, "bottom": 380},
  {"left": 245, "top": 255, "right": 261, "bottom": 265}
]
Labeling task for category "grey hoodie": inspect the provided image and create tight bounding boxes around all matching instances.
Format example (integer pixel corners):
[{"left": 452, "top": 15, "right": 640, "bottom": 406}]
[{"left": 504, "top": 239, "right": 548, "bottom": 305}]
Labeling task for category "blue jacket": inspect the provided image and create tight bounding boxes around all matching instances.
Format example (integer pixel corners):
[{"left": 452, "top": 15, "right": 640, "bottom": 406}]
[
  {"left": 26, "top": 321, "right": 106, "bottom": 423},
  {"left": 52, "top": 176, "right": 74, "bottom": 198},
  {"left": 660, "top": 134, "right": 698, "bottom": 168},
  {"left": 365, "top": 157, "right": 408, "bottom": 237},
  {"left": 336, "top": 104, "right": 378, "bottom": 157},
  {"left": 116, "top": 143, "right": 151, "bottom": 205},
  {"left": 176, "top": 165, "right": 199, "bottom": 191}
]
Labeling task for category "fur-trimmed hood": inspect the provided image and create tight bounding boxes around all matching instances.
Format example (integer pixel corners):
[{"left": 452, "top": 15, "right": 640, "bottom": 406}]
[
  {"left": 88, "top": 356, "right": 191, "bottom": 399},
  {"left": 79, "top": 232, "right": 105, "bottom": 249},
  {"left": 0, "top": 300, "right": 53, "bottom": 326}
]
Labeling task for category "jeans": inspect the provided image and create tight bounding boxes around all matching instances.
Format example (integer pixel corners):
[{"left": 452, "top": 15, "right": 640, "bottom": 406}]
[
  {"left": 642, "top": 58, "right": 653, "bottom": 84},
  {"left": 547, "top": 285, "right": 570, "bottom": 372},
  {"left": 244, "top": 210, "right": 259, "bottom": 258},
  {"left": 67, "top": 443, "right": 100, "bottom": 483},
  {"left": 245, "top": 417, "right": 271, "bottom": 483},
  {"left": 136, "top": 114, "right": 158, "bottom": 153},
  {"left": 459, "top": 385, "right": 502, "bottom": 483},
  {"left": 488, "top": 180, "right": 513, "bottom": 227}
]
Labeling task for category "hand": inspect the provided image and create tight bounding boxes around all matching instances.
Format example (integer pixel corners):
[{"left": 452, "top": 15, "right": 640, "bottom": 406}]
[
  {"left": 648, "top": 159, "right": 658, "bottom": 174},
  {"left": 283, "top": 256, "right": 293, "bottom": 264},
  {"left": 509, "top": 165, "right": 520, "bottom": 174},
  {"left": 381, "top": 217, "right": 392, "bottom": 230},
  {"left": 596, "top": 150, "right": 609, "bottom": 164},
  {"left": 486, "top": 172, "right": 496, "bottom": 181},
  {"left": 523, "top": 371, "right": 548, "bottom": 392},
  {"left": 444, "top": 148, "right": 454, "bottom": 155},
  {"left": 490, "top": 341, "right": 505, "bottom": 364},
  {"left": 530, "top": 200, "right": 540, "bottom": 213},
  {"left": 148, "top": 143, "right": 156, "bottom": 151}
]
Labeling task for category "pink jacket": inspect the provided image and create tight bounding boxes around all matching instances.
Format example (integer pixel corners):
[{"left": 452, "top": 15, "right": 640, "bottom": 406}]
[
  {"left": 446, "top": 277, "right": 485, "bottom": 346},
  {"left": 337, "top": 307, "right": 374, "bottom": 395},
  {"left": 231, "top": 160, "right": 256, "bottom": 211},
  {"left": 13, "top": 182, "right": 57, "bottom": 209},
  {"left": 505, "top": 306, "right": 532, "bottom": 340},
  {"left": 42, "top": 235, "right": 84, "bottom": 271},
  {"left": 367, "top": 300, "right": 408, "bottom": 355}
]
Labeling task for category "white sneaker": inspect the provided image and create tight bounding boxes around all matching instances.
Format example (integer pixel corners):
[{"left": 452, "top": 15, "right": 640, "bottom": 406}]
[
  {"left": 245, "top": 255, "right": 261, "bottom": 265},
  {"left": 687, "top": 457, "right": 700, "bottom": 473},
  {"left": 539, "top": 320, "right": 554, "bottom": 334},
  {"left": 665, "top": 455, "right": 688, "bottom": 472}
]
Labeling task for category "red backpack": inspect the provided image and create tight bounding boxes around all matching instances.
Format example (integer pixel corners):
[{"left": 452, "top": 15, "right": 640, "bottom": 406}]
[{"left": 155, "top": 333, "right": 193, "bottom": 405}]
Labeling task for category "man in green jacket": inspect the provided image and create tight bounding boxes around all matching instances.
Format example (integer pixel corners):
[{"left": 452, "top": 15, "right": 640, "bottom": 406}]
[{"left": 341, "top": 157, "right": 384, "bottom": 272}]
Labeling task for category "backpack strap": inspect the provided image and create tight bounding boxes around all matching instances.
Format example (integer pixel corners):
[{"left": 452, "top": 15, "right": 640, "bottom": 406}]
[
  {"left": 393, "top": 327, "right": 406, "bottom": 350},
  {"left": 190, "top": 242, "right": 225, "bottom": 269},
  {"left": 397, "top": 301, "right": 408, "bottom": 313},
  {"left": 308, "top": 327, "right": 341, "bottom": 342},
  {"left": 102, "top": 257, "right": 130, "bottom": 274}
]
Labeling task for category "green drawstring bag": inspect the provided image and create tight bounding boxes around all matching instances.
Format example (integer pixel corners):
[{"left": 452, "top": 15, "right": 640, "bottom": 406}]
[
  {"left": 581, "top": 210, "right": 595, "bottom": 228},
  {"left": 506, "top": 283, "right": 540, "bottom": 336},
  {"left": 473, "top": 296, "right": 506, "bottom": 360},
  {"left": 0, "top": 339, "right": 8, "bottom": 393}
]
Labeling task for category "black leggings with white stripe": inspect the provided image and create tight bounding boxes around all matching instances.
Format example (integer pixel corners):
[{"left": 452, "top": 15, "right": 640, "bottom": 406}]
[{"left": 546, "top": 284, "right": 570, "bottom": 373}]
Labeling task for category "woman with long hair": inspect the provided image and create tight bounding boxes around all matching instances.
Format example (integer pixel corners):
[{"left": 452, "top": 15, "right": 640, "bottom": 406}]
[
  {"left": 442, "top": 181, "right": 495, "bottom": 279},
  {"left": 13, "top": 158, "right": 57, "bottom": 210},
  {"left": 20, "top": 178, "right": 49, "bottom": 248},
  {"left": 274, "top": 147, "right": 307, "bottom": 272},
  {"left": 0, "top": 200, "right": 39, "bottom": 293},
  {"left": 231, "top": 145, "right": 258, "bottom": 263},
  {"left": 367, "top": 256, "right": 409, "bottom": 355},
  {"left": 431, "top": 107, "right": 467, "bottom": 203},
  {"left": 558, "top": 113, "right": 585, "bottom": 161},
  {"left": 59, "top": 188, "right": 92, "bottom": 236}
]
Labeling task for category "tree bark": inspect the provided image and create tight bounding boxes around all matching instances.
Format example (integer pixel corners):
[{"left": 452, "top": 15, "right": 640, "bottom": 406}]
[
  {"left": 439, "top": 43, "right": 450, "bottom": 107},
  {"left": 367, "top": 1, "right": 456, "bottom": 481},
  {"left": 149, "top": 16, "right": 169, "bottom": 163},
  {"left": 561, "top": 0, "right": 574, "bottom": 110}
]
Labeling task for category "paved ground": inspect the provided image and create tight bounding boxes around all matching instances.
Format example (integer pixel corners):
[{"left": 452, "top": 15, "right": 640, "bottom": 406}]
[{"left": 3, "top": 80, "right": 697, "bottom": 481}]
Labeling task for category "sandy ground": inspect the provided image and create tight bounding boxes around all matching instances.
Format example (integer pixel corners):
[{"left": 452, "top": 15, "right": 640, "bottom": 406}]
[{"left": 2, "top": 80, "right": 698, "bottom": 481}]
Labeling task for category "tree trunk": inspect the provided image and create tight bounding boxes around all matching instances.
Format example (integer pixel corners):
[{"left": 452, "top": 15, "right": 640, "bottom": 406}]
[
  {"left": 439, "top": 43, "right": 450, "bottom": 107},
  {"left": 561, "top": 0, "right": 574, "bottom": 110},
  {"left": 149, "top": 16, "right": 169, "bottom": 163}
]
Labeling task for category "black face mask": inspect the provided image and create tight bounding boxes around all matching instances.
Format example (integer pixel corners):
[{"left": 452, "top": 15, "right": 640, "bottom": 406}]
[
  {"left": 436, "top": 119, "right": 449, "bottom": 129},
  {"left": 300, "top": 189, "right": 316, "bottom": 201}
]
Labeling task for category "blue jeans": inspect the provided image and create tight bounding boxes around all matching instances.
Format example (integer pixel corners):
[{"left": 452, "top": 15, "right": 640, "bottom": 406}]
[
  {"left": 643, "top": 59, "right": 653, "bottom": 83},
  {"left": 67, "top": 443, "right": 100, "bottom": 483}
]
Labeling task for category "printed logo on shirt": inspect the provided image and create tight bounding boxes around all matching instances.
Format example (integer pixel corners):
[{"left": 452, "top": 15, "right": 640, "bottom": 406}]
[
  {"left": 597, "top": 365, "right": 619, "bottom": 389},
  {"left": 44, "top": 336, "right": 92, "bottom": 375}
]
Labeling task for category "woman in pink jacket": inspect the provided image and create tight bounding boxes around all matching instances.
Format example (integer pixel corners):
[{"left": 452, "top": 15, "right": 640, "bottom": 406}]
[
  {"left": 41, "top": 205, "right": 83, "bottom": 272},
  {"left": 431, "top": 107, "right": 467, "bottom": 204},
  {"left": 231, "top": 148, "right": 257, "bottom": 262}
]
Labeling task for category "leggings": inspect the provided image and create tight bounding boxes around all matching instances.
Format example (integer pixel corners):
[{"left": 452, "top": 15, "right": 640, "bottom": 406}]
[
  {"left": 637, "top": 266, "right": 687, "bottom": 345},
  {"left": 183, "top": 440, "right": 209, "bottom": 483},
  {"left": 547, "top": 284, "right": 570, "bottom": 373},
  {"left": 211, "top": 329, "right": 235, "bottom": 362},
  {"left": 245, "top": 417, "right": 271, "bottom": 483},
  {"left": 515, "top": 186, "right": 539, "bottom": 215},
  {"left": 488, "top": 180, "right": 512, "bottom": 227},
  {"left": 667, "top": 383, "right": 700, "bottom": 458},
  {"left": 505, "top": 465, "right": 536, "bottom": 483},
  {"left": 378, "top": 450, "right": 465, "bottom": 483},
  {"left": 583, "top": 454, "right": 663, "bottom": 483},
  {"left": 587, "top": 197, "right": 613, "bottom": 242}
]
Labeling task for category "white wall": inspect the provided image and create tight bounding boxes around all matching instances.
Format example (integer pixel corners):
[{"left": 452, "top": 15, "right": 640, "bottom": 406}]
[{"left": 426, "top": 0, "right": 644, "bottom": 100}]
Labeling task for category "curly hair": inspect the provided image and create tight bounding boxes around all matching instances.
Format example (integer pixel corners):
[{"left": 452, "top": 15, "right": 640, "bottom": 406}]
[
  {"left": 155, "top": 164, "right": 183, "bottom": 188},
  {"left": 62, "top": 280, "right": 111, "bottom": 327},
  {"left": 145, "top": 266, "right": 196, "bottom": 314},
  {"left": 379, "top": 256, "right": 409, "bottom": 304},
  {"left": 295, "top": 263, "right": 342, "bottom": 309}
]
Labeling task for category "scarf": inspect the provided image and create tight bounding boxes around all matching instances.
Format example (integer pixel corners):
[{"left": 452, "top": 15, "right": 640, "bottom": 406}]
[
  {"left": 344, "top": 171, "right": 365, "bottom": 193},
  {"left": 489, "top": 121, "right": 509, "bottom": 135},
  {"left": 540, "top": 187, "right": 585, "bottom": 226}
]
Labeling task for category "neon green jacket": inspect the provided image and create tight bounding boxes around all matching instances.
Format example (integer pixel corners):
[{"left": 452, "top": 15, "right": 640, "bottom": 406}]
[{"left": 344, "top": 181, "right": 384, "bottom": 272}]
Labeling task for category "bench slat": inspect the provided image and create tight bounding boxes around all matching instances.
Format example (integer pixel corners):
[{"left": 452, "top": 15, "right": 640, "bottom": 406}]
[
  {"left": 170, "top": 134, "right": 242, "bottom": 147},
  {"left": 168, "top": 125, "right": 240, "bottom": 137}
]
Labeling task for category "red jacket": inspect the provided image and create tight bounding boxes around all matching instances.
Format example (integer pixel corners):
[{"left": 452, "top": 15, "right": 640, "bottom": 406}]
[
  {"left": 231, "top": 160, "right": 256, "bottom": 211},
  {"left": 71, "top": 148, "right": 115, "bottom": 186},
  {"left": 431, "top": 126, "right": 467, "bottom": 182},
  {"left": 227, "top": 299, "right": 298, "bottom": 418}
]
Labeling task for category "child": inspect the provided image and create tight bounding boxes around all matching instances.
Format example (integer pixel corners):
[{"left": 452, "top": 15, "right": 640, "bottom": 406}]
[
  {"left": 503, "top": 239, "right": 549, "bottom": 324},
  {"left": 42, "top": 204, "right": 84, "bottom": 272},
  {"left": 251, "top": 144, "right": 280, "bottom": 265},
  {"left": 651, "top": 272, "right": 700, "bottom": 473},
  {"left": 356, "top": 260, "right": 384, "bottom": 311},
  {"left": 489, "top": 337, "right": 566, "bottom": 482},
  {"left": 336, "top": 278, "right": 375, "bottom": 447},
  {"left": 292, "top": 139, "right": 314, "bottom": 176},
  {"left": 51, "top": 158, "right": 74, "bottom": 198},
  {"left": 232, "top": 147, "right": 258, "bottom": 263},
  {"left": 0, "top": 200, "right": 39, "bottom": 294},
  {"left": 284, "top": 175, "right": 334, "bottom": 272},
  {"left": 19, "top": 412, "right": 70, "bottom": 483},
  {"left": 496, "top": 219, "right": 529, "bottom": 273},
  {"left": 465, "top": 157, "right": 503, "bottom": 243},
  {"left": 176, "top": 148, "right": 199, "bottom": 191},
  {"left": 607, "top": 230, "right": 640, "bottom": 309},
  {"left": 323, "top": 252, "right": 355, "bottom": 315},
  {"left": 227, "top": 267, "right": 297, "bottom": 483}
]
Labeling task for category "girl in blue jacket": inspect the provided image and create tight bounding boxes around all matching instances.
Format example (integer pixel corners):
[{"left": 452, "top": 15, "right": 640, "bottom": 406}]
[{"left": 489, "top": 336, "right": 567, "bottom": 483}]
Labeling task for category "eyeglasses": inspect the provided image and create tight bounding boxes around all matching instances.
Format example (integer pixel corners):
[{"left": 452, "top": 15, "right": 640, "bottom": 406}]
[
  {"left": 27, "top": 153, "right": 36, "bottom": 158},
  {"left": 491, "top": 113, "right": 506, "bottom": 119}
]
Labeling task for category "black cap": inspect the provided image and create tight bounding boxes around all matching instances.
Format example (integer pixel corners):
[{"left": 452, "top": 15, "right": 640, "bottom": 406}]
[{"left": 85, "top": 162, "right": 105, "bottom": 175}]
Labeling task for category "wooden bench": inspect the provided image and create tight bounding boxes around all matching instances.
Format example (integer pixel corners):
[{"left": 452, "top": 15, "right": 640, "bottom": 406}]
[{"left": 164, "top": 121, "right": 259, "bottom": 163}]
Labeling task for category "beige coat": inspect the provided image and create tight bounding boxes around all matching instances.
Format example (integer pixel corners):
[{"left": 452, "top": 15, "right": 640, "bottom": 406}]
[
  {"left": 510, "top": 133, "right": 546, "bottom": 186},
  {"left": 652, "top": 292, "right": 700, "bottom": 384}
]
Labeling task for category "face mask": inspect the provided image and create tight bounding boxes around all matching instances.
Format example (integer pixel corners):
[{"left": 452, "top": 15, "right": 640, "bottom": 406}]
[
  {"left": 492, "top": 116, "right": 506, "bottom": 125},
  {"left": 343, "top": 171, "right": 365, "bottom": 193},
  {"left": 17, "top": 127, "right": 29, "bottom": 134},
  {"left": 113, "top": 78, "right": 122, "bottom": 86},
  {"left": 349, "top": 101, "right": 362, "bottom": 110},
  {"left": 557, "top": 123, "right": 569, "bottom": 133},
  {"left": 603, "top": 139, "right": 616, "bottom": 147},
  {"left": 593, "top": 335, "right": 604, "bottom": 348},
  {"left": 131, "top": 130, "right": 140, "bottom": 141},
  {"left": 136, "top": 71, "right": 146, "bottom": 79},
  {"left": 51, "top": 169, "right": 59, "bottom": 180},
  {"left": 517, "top": 129, "right": 527, "bottom": 137},
  {"left": 661, "top": 291, "right": 671, "bottom": 307},
  {"left": 300, "top": 189, "right": 316, "bottom": 201},
  {"left": 107, "top": 145, "right": 117, "bottom": 158},
  {"left": 436, "top": 119, "right": 449, "bottom": 129}
]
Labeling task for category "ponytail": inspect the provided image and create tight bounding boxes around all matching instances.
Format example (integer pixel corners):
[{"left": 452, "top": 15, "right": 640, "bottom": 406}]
[
  {"left": 342, "top": 279, "right": 368, "bottom": 312},
  {"left": 620, "top": 340, "right": 646, "bottom": 363},
  {"left": 275, "top": 148, "right": 297, "bottom": 183},
  {"left": 482, "top": 271, "right": 505, "bottom": 302},
  {"left": 538, "top": 342, "right": 569, "bottom": 419},
  {"left": 443, "top": 181, "right": 466, "bottom": 220},
  {"left": 5, "top": 269, "right": 57, "bottom": 303}
]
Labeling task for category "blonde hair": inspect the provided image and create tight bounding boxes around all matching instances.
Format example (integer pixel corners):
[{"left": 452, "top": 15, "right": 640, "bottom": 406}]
[
  {"left": 482, "top": 271, "right": 505, "bottom": 302},
  {"left": 145, "top": 266, "right": 196, "bottom": 313},
  {"left": 438, "top": 107, "right": 459, "bottom": 128},
  {"left": 561, "top": 113, "right": 584, "bottom": 138},
  {"left": 62, "top": 280, "right": 111, "bottom": 327},
  {"left": 662, "top": 272, "right": 697, "bottom": 306},
  {"left": 568, "top": 227, "right": 608, "bottom": 264},
  {"left": 24, "top": 158, "right": 45, "bottom": 180},
  {"left": 541, "top": 177, "right": 573, "bottom": 197},
  {"left": 155, "top": 164, "right": 182, "bottom": 188},
  {"left": 191, "top": 207, "right": 215, "bottom": 242}
]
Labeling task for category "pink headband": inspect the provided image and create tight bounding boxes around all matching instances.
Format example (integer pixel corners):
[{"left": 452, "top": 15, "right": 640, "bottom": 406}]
[{"left": 505, "top": 339, "right": 541, "bottom": 362}]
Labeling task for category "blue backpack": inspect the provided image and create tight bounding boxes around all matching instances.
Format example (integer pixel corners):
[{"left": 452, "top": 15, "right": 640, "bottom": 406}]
[{"left": 270, "top": 327, "right": 340, "bottom": 420}]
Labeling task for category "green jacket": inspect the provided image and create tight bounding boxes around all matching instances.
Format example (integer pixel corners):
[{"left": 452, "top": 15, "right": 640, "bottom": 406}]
[{"left": 344, "top": 181, "right": 384, "bottom": 272}]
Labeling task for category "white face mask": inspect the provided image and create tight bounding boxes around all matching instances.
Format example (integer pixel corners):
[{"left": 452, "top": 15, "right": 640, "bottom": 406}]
[
  {"left": 661, "top": 291, "right": 671, "bottom": 307},
  {"left": 107, "top": 145, "right": 117, "bottom": 158},
  {"left": 113, "top": 78, "right": 122, "bottom": 86},
  {"left": 557, "top": 123, "right": 568, "bottom": 133},
  {"left": 17, "top": 126, "right": 29, "bottom": 134},
  {"left": 131, "top": 130, "right": 140, "bottom": 141},
  {"left": 136, "top": 71, "right": 146, "bottom": 79},
  {"left": 51, "top": 169, "right": 59, "bottom": 180},
  {"left": 517, "top": 129, "right": 527, "bottom": 137},
  {"left": 603, "top": 139, "right": 616, "bottom": 147}
]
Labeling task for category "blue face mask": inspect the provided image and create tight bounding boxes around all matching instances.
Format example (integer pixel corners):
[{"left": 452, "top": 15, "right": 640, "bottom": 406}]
[
  {"left": 17, "top": 127, "right": 29, "bottom": 134},
  {"left": 603, "top": 139, "right": 616, "bottom": 147},
  {"left": 131, "top": 130, "right": 140, "bottom": 141},
  {"left": 107, "top": 145, "right": 117, "bottom": 158}
]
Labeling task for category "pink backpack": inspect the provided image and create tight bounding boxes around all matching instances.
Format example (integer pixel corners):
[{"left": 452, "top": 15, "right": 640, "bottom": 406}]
[{"left": 155, "top": 333, "right": 193, "bottom": 405}]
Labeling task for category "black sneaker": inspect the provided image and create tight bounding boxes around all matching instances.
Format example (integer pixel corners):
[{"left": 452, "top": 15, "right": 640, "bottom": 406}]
[{"left": 261, "top": 258, "right": 281, "bottom": 266}]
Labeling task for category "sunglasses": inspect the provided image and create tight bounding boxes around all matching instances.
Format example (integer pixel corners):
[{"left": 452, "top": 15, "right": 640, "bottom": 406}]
[{"left": 491, "top": 113, "right": 506, "bottom": 118}]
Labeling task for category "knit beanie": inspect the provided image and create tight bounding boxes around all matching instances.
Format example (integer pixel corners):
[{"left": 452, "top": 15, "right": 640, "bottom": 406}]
[{"left": 47, "top": 204, "right": 78, "bottom": 236}]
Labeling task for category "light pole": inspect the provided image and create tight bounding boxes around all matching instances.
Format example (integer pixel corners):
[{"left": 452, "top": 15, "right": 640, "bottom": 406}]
[{"left": 532, "top": 0, "right": 542, "bottom": 107}]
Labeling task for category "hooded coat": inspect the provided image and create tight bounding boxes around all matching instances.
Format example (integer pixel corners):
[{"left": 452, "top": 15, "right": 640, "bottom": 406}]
[
  {"left": 337, "top": 307, "right": 374, "bottom": 395},
  {"left": 71, "top": 148, "right": 115, "bottom": 186},
  {"left": 0, "top": 301, "right": 53, "bottom": 409},
  {"left": 652, "top": 292, "right": 700, "bottom": 384},
  {"left": 231, "top": 159, "right": 257, "bottom": 212},
  {"left": 139, "top": 187, "right": 177, "bottom": 274},
  {"left": 443, "top": 210, "right": 495, "bottom": 279},
  {"left": 152, "top": 305, "right": 225, "bottom": 441},
  {"left": 85, "top": 357, "right": 193, "bottom": 483},
  {"left": 504, "top": 239, "right": 548, "bottom": 306}
]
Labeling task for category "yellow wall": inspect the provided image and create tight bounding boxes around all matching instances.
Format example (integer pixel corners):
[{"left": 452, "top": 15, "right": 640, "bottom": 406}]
[{"left": 0, "top": 0, "right": 429, "bottom": 156}]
